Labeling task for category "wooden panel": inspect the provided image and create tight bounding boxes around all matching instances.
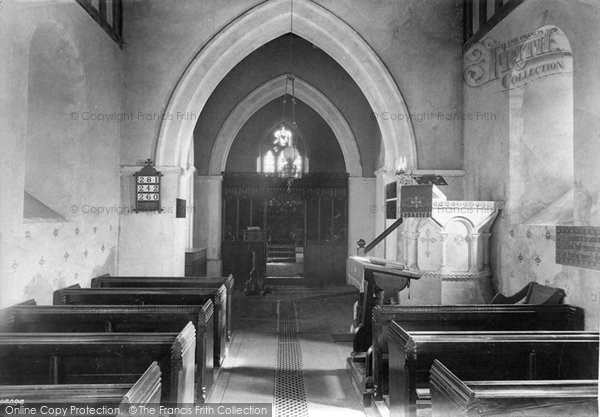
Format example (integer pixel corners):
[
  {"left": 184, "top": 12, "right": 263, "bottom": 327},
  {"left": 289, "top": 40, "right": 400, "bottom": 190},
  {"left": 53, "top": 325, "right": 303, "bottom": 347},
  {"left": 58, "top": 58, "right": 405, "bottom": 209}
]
[
  {"left": 90, "top": 274, "right": 234, "bottom": 341},
  {"left": 387, "top": 325, "right": 599, "bottom": 417},
  {"left": 53, "top": 286, "right": 228, "bottom": 368},
  {"left": 304, "top": 241, "right": 346, "bottom": 286},
  {"left": 0, "top": 327, "right": 196, "bottom": 404},
  {"left": 371, "top": 304, "right": 584, "bottom": 399},
  {"left": 2, "top": 304, "right": 212, "bottom": 403},
  {"left": 430, "top": 360, "right": 598, "bottom": 417},
  {"left": 0, "top": 361, "right": 161, "bottom": 406},
  {"left": 185, "top": 248, "right": 207, "bottom": 276}
]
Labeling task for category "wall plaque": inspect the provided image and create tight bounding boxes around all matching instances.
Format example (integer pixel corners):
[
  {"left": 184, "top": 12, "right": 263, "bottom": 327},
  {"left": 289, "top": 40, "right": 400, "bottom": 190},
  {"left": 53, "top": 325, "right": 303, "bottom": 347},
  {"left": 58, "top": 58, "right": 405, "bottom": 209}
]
[
  {"left": 556, "top": 226, "right": 600, "bottom": 271},
  {"left": 134, "top": 159, "right": 162, "bottom": 213}
]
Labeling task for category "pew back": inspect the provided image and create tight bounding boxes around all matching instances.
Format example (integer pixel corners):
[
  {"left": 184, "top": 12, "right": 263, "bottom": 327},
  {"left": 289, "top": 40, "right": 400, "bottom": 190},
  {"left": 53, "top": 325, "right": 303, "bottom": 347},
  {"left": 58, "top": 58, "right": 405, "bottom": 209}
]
[
  {"left": 53, "top": 286, "right": 227, "bottom": 366},
  {"left": 0, "top": 324, "right": 195, "bottom": 404},
  {"left": 90, "top": 275, "right": 234, "bottom": 341},
  {"left": 371, "top": 304, "right": 584, "bottom": 398},
  {"left": 429, "top": 359, "right": 598, "bottom": 417},
  {"left": 0, "top": 303, "right": 213, "bottom": 403},
  {"left": 387, "top": 324, "right": 599, "bottom": 417},
  {"left": 0, "top": 362, "right": 161, "bottom": 411}
]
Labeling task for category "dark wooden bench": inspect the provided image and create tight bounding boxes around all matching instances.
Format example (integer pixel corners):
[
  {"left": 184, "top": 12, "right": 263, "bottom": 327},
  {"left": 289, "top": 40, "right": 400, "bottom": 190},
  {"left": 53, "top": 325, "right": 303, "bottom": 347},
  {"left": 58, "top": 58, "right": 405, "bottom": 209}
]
[
  {"left": 370, "top": 304, "right": 584, "bottom": 400},
  {"left": 387, "top": 324, "right": 599, "bottom": 417},
  {"left": 429, "top": 359, "right": 598, "bottom": 417},
  {"left": 0, "top": 323, "right": 196, "bottom": 404},
  {"left": 54, "top": 285, "right": 227, "bottom": 367},
  {"left": 0, "top": 361, "right": 161, "bottom": 410},
  {"left": 91, "top": 274, "right": 234, "bottom": 341},
  {"left": 0, "top": 302, "right": 213, "bottom": 403}
]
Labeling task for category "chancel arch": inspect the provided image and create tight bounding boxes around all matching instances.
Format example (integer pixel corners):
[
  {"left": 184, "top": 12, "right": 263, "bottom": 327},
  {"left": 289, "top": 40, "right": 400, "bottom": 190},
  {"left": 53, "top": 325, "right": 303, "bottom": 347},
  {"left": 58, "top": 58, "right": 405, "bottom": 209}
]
[
  {"left": 155, "top": 0, "right": 416, "bottom": 173},
  {"left": 209, "top": 75, "right": 362, "bottom": 177}
]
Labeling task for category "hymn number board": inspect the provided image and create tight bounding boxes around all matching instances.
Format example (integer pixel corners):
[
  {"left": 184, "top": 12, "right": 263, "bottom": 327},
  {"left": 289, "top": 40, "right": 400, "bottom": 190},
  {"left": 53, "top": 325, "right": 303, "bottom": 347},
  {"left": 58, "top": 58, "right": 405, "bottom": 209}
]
[{"left": 134, "top": 159, "right": 163, "bottom": 212}]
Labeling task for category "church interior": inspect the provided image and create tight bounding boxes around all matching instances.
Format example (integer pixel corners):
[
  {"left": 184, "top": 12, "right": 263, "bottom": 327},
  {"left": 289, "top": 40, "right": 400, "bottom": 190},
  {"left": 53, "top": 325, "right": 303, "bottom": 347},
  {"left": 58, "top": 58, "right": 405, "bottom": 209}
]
[{"left": 1, "top": 0, "right": 599, "bottom": 415}]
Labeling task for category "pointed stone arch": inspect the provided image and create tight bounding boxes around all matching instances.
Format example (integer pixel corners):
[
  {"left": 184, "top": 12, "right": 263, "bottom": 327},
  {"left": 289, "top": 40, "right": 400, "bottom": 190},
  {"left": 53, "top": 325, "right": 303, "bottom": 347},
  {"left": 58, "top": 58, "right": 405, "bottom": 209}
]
[
  {"left": 155, "top": 0, "right": 416, "bottom": 172},
  {"left": 209, "top": 75, "right": 363, "bottom": 177}
]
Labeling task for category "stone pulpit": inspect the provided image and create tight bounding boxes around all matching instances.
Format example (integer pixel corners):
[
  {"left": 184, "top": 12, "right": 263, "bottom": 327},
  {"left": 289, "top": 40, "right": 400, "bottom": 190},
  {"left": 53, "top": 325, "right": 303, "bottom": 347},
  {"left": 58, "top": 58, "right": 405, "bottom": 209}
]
[{"left": 349, "top": 183, "right": 501, "bottom": 304}]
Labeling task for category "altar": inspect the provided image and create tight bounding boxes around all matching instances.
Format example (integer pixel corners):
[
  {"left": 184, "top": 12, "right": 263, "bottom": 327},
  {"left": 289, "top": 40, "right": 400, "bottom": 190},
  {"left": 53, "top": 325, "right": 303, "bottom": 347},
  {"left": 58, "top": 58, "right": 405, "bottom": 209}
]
[{"left": 347, "top": 183, "right": 501, "bottom": 304}]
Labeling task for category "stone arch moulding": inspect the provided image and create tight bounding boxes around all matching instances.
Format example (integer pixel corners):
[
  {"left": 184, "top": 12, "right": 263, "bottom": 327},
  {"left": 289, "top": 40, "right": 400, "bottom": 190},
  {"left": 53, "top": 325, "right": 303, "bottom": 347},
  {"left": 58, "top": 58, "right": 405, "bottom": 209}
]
[
  {"left": 209, "top": 75, "right": 363, "bottom": 177},
  {"left": 155, "top": 0, "right": 416, "bottom": 173},
  {"left": 442, "top": 217, "right": 475, "bottom": 234}
]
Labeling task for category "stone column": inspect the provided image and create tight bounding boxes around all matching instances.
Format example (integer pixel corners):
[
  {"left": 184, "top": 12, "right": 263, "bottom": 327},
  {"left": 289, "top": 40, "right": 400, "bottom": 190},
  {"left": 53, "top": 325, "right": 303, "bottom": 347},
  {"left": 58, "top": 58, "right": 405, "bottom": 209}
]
[
  {"left": 406, "top": 232, "right": 420, "bottom": 271},
  {"left": 482, "top": 232, "right": 492, "bottom": 270},
  {"left": 439, "top": 233, "right": 448, "bottom": 273},
  {"left": 178, "top": 166, "right": 195, "bottom": 248},
  {"left": 195, "top": 175, "right": 223, "bottom": 276},
  {"left": 348, "top": 177, "right": 376, "bottom": 257},
  {"left": 467, "top": 232, "right": 481, "bottom": 273}
]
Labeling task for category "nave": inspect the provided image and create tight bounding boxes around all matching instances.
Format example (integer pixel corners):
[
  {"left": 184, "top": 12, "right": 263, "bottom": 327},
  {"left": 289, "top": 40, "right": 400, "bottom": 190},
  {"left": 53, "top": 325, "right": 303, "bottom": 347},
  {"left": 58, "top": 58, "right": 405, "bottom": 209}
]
[
  {"left": 209, "top": 287, "right": 365, "bottom": 417},
  {"left": 2, "top": 0, "right": 600, "bottom": 416}
]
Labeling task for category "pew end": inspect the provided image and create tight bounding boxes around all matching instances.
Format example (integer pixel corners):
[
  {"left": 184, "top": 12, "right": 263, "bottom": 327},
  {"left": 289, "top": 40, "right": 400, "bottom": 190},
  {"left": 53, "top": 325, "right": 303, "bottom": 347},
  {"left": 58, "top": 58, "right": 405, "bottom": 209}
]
[
  {"left": 53, "top": 284, "right": 81, "bottom": 305},
  {"left": 429, "top": 359, "right": 599, "bottom": 417},
  {"left": 119, "top": 361, "right": 162, "bottom": 408}
]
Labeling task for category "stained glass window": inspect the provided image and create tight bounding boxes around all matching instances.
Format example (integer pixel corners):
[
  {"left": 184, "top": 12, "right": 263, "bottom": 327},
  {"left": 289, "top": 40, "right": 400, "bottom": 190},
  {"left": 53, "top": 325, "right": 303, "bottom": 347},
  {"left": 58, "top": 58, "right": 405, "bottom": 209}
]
[{"left": 264, "top": 150, "right": 275, "bottom": 173}]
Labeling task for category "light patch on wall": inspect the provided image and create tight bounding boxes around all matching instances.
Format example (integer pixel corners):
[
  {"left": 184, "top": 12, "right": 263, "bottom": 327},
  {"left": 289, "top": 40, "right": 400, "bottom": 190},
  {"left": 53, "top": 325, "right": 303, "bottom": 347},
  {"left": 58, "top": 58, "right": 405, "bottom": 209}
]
[
  {"left": 24, "top": 23, "right": 86, "bottom": 221},
  {"left": 507, "top": 26, "right": 574, "bottom": 226}
]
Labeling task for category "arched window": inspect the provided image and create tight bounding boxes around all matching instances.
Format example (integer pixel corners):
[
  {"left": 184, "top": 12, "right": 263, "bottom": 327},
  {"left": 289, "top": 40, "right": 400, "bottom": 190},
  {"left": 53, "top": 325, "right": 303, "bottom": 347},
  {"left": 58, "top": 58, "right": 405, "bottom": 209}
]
[
  {"left": 258, "top": 124, "right": 307, "bottom": 174},
  {"left": 264, "top": 150, "right": 276, "bottom": 173}
]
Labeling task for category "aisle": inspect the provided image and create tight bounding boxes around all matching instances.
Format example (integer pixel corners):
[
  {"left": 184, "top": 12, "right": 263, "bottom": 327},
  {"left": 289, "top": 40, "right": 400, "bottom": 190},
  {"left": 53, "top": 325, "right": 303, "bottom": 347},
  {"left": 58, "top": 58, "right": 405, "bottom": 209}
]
[{"left": 208, "top": 287, "right": 366, "bottom": 417}]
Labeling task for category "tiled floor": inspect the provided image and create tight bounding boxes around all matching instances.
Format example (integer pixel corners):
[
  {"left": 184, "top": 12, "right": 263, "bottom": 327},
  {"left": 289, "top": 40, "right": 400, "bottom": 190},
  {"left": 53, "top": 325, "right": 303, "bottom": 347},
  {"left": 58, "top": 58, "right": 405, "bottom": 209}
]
[{"left": 208, "top": 286, "right": 366, "bottom": 417}]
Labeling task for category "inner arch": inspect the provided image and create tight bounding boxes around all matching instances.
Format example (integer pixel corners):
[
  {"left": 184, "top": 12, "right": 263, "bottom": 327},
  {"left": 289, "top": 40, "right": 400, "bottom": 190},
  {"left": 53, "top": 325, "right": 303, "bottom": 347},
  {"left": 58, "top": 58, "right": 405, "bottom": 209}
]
[
  {"left": 156, "top": 0, "right": 415, "bottom": 172},
  {"left": 209, "top": 75, "right": 362, "bottom": 177}
]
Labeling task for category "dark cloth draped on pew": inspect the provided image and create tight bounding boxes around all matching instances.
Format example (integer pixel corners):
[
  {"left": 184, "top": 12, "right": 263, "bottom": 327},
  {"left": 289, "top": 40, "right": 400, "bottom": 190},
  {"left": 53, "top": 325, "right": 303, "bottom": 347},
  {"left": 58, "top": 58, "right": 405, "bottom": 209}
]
[{"left": 491, "top": 281, "right": 566, "bottom": 305}]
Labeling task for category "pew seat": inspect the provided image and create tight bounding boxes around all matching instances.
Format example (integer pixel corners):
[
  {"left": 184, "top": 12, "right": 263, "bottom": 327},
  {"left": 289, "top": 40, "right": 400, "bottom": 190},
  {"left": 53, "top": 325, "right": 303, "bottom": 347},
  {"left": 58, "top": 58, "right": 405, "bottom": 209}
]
[
  {"left": 0, "top": 302, "right": 213, "bottom": 403},
  {"left": 387, "top": 324, "right": 599, "bottom": 417},
  {"left": 53, "top": 285, "right": 227, "bottom": 367},
  {"left": 91, "top": 275, "right": 234, "bottom": 341},
  {"left": 0, "top": 361, "right": 161, "bottom": 411},
  {"left": 0, "top": 324, "right": 196, "bottom": 405},
  {"left": 429, "top": 360, "right": 598, "bottom": 417},
  {"left": 369, "top": 304, "right": 584, "bottom": 400}
]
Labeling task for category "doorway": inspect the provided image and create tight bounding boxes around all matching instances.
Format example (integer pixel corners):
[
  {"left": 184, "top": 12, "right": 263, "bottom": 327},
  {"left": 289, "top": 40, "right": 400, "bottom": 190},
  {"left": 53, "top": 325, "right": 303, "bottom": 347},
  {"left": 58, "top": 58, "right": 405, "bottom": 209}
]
[{"left": 221, "top": 173, "right": 348, "bottom": 287}]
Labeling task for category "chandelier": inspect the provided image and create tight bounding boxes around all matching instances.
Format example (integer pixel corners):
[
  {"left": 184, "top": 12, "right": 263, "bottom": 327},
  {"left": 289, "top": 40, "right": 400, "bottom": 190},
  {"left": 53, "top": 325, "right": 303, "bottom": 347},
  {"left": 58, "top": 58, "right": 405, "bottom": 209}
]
[{"left": 277, "top": 1, "right": 302, "bottom": 191}]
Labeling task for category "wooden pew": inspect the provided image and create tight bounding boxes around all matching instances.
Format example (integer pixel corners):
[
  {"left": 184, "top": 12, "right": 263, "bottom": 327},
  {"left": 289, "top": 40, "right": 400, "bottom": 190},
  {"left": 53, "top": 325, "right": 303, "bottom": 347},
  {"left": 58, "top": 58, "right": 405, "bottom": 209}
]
[
  {"left": 371, "top": 304, "right": 584, "bottom": 399},
  {"left": 387, "top": 324, "right": 599, "bottom": 417},
  {"left": 429, "top": 360, "right": 598, "bottom": 417},
  {"left": 91, "top": 274, "right": 234, "bottom": 341},
  {"left": 0, "top": 361, "right": 161, "bottom": 411},
  {"left": 0, "top": 323, "right": 196, "bottom": 404},
  {"left": 54, "top": 285, "right": 228, "bottom": 367},
  {"left": 0, "top": 302, "right": 213, "bottom": 403}
]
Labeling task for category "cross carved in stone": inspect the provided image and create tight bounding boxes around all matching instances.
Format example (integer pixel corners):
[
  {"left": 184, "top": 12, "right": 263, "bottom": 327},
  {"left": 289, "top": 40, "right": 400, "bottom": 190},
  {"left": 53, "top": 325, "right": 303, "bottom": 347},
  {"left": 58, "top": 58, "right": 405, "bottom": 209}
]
[{"left": 420, "top": 228, "right": 437, "bottom": 258}]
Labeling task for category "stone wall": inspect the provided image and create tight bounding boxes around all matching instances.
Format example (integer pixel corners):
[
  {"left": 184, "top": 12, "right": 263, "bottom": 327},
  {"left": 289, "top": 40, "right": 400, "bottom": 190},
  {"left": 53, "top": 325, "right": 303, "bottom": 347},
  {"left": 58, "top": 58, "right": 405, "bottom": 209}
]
[
  {"left": 122, "top": 0, "right": 464, "bottom": 171},
  {"left": 0, "top": 1, "right": 122, "bottom": 307},
  {"left": 463, "top": 0, "right": 600, "bottom": 329}
]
